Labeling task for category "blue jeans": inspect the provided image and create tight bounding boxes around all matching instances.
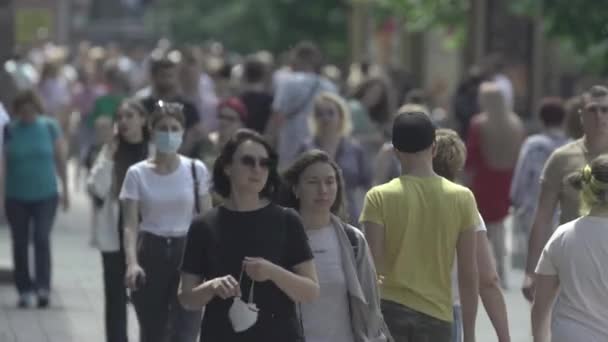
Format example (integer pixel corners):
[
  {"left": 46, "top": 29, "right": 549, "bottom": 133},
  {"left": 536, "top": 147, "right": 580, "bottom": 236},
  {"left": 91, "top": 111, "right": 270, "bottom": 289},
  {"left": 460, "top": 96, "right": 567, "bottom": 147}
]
[
  {"left": 6, "top": 196, "right": 58, "bottom": 295},
  {"left": 451, "top": 305, "right": 462, "bottom": 342}
]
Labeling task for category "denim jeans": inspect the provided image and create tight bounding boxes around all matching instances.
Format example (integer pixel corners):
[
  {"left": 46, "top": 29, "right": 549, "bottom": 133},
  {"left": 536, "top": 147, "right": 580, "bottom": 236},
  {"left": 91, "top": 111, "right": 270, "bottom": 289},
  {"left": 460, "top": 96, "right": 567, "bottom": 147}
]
[
  {"left": 381, "top": 300, "right": 452, "bottom": 342},
  {"left": 131, "top": 232, "right": 202, "bottom": 342},
  {"left": 6, "top": 196, "right": 58, "bottom": 295},
  {"left": 102, "top": 251, "right": 129, "bottom": 342},
  {"left": 451, "top": 305, "right": 462, "bottom": 342}
]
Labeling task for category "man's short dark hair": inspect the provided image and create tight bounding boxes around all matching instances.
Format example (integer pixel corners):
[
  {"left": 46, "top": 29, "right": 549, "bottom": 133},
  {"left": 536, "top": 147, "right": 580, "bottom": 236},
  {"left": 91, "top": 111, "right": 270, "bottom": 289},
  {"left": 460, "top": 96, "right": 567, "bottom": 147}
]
[
  {"left": 243, "top": 56, "right": 266, "bottom": 84},
  {"left": 149, "top": 55, "right": 177, "bottom": 76},
  {"left": 212, "top": 129, "right": 280, "bottom": 199},
  {"left": 539, "top": 97, "right": 566, "bottom": 127},
  {"left": 291, "top": 41, "right": 323, "bottom": 72}
]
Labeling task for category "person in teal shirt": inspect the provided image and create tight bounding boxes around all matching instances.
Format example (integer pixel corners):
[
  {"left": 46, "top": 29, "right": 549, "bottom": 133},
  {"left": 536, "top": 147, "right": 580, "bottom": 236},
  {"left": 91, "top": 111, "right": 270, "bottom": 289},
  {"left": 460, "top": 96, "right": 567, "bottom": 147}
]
[{"left": 3, "top": 90, "right": 69, "bottom": 309}]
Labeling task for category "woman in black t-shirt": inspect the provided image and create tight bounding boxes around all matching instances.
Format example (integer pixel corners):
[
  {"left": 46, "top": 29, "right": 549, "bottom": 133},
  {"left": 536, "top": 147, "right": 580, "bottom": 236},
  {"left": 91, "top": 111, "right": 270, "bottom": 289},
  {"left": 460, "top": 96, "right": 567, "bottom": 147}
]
[{"left": 179, "top": 129, "right": 319, "bottom": 341}]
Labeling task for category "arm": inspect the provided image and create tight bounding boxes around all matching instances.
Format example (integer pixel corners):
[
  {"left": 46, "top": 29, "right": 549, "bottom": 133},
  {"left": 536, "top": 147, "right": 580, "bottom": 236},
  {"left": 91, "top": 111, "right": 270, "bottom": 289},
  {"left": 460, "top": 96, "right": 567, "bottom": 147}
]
[
  {"left": 477, "top": 231, "right": 510, "bottom": 342},
  {"left": 122, "top": 199, "right": 140, "bottom": 268},
  {"left": 86, "top": 144, "right": 114, "bottom": 197},
  {"left": 200, "top": 193, "right": 212, "bottom": 212},
  {"left": 264, "top": 111, "right": 283, "bottom": 147},
  {"left": 457, "top": 228, "right": 479, "bottom": 342},
  {"left": 372, "top": 146, "right": 394, "bottom": 186},
  {"left": 244, "top": 257, "right": 320, "bottom": 303},
  {"left": 179, "top": 273, "right": 215, "bottom": 309},
  {"left": 54, "top": 135, "right": 69, "bottom": 210},
  {"left": 362, "top": 221, "right": 385, "bottom": 276},
  {"left": 178, "top": 272, "right": 240, "bottom": 310},
  {"left": 524, "top": 185, "right": 560, "bottom": 300},
  {"left": 274, "top": 259, "right": 319, "bottom": 303},
  {"left": 531, "top": 275, "right": 559, "bottom": 342}
]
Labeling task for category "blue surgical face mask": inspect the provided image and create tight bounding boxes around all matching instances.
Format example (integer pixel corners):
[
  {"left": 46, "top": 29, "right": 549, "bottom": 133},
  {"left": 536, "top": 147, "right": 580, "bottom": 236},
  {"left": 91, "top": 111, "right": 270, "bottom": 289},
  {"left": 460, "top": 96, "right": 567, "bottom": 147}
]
[{"left": 154, "top": 131, "right": 183, "bottom": 153}]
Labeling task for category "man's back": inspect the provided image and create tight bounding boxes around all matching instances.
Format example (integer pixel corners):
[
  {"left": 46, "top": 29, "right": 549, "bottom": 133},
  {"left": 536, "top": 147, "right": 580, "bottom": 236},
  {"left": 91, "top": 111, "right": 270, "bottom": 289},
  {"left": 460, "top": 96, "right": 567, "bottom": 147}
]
[{"left": 360, "top": 175, "right": 479, "bottom": 322}]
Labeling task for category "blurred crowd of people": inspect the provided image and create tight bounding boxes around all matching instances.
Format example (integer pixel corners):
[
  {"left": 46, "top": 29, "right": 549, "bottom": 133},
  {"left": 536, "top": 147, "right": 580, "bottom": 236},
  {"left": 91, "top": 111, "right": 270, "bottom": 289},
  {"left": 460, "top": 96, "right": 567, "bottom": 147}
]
[{"left": 2, "top": 37, "right": 608, "bottom": 342}]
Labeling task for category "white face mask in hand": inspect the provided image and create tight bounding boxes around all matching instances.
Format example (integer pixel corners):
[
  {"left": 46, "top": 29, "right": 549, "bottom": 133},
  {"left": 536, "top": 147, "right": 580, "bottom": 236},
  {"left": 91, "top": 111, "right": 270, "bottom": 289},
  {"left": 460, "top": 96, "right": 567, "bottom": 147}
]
[{"left": 228, "top": 269, "right": 259, "bottom": 332}]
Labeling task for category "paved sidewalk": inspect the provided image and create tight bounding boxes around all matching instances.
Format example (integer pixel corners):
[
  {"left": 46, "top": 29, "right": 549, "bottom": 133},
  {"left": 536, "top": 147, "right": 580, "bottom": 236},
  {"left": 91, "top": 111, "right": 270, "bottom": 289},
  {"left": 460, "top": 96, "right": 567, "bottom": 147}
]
[
  {"left": 0, "top": 168, "right": 533, "bottom": 341},
  {"left": 0, "top": 184, "right": 139, "bottom": 342}
]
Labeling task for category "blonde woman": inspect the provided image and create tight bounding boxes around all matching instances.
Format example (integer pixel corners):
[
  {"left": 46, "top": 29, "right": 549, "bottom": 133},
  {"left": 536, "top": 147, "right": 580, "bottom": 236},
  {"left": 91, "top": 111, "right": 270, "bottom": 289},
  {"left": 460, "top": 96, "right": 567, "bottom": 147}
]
[
  {"left": 433, "top": 129, "right": 511, "bottom": 342},
  {"left": 532, "top": 156, "right": 608, "bottom": 342},
  {"left": 298, "top": 92, "right": 371, "bottom": 222}
]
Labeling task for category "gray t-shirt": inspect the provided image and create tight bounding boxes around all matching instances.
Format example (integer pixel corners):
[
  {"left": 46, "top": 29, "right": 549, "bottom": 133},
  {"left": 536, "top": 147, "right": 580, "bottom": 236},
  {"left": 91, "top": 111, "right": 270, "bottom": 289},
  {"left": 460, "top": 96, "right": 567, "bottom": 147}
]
[
  {"left": 272, "top": 72, "right": 337, "bottom": 169},
  {"left": 301, "top": 225, "right": 355, "bottom": 342},
  {"left": 536, "top": 216, "right": 608, "bottom": 341}
]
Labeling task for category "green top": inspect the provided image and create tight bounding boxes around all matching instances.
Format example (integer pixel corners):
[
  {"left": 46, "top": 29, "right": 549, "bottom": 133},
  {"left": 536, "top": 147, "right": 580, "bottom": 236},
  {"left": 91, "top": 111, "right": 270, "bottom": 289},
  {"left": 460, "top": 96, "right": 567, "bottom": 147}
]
[{"left": 88, "top": 94, "right": 125, "bottom": 128}]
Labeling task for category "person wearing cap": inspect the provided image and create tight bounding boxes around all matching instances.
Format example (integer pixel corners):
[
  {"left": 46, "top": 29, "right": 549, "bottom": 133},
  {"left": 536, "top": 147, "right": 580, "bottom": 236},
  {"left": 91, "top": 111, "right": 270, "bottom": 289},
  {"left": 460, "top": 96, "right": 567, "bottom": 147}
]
[
  {"left": 193, "top": 97, "right": 248, "bottom": 170},
  {"left": 360, "top": 111, "right": 480, "bottom": 342}
]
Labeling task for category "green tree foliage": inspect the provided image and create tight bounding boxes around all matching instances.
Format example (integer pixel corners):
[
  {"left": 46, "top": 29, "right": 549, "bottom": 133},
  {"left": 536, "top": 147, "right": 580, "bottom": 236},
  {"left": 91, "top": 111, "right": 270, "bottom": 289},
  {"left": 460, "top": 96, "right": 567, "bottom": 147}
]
[
  {"left": 511, "top": 0, "right": 608, "bottom": 74},
  {"left": 148, "top": 0, "right": 350, "bottom": 62},
  {"left": 382, "top": 0, "right": 608, "bottom": 73}
]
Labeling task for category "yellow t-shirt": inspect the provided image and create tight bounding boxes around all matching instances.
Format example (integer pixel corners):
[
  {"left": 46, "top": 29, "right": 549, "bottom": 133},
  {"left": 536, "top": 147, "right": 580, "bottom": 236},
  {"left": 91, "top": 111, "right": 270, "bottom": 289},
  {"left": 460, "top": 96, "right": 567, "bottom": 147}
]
[{"left": 359, "top": 175, "right": 479, "bottom": 322}]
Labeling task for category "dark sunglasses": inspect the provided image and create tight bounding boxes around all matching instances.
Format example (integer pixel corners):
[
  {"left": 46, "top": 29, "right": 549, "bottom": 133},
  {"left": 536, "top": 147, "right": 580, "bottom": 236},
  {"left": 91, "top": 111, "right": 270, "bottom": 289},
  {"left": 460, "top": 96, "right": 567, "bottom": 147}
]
[
  {"left": 239, "top": 155, "right": 274, "bottom": 169},
  {"left": 586, "top": 105, "right": 608, "bottom": 114}
]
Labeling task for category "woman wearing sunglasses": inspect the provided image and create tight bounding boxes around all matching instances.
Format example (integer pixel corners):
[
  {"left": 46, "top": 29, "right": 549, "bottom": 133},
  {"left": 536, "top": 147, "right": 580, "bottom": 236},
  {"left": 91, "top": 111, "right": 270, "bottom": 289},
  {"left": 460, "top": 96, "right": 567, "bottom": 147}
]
[
  {"left": 298, "top": 92, "right": 371, "bottom": 222},
  {"left": 179, "top": 129, "right": 319, "bottom": 341},
  {"left": 280, "top": 149, "right": 392, "bottom": 342},
  {"left": 119, "top": 101, "right": 212, "bottom": 342}
]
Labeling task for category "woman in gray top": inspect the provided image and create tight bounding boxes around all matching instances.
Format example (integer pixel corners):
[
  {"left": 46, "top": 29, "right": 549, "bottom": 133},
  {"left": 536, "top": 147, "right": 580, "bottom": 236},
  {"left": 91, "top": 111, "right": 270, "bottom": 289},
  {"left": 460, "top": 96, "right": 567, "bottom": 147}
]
[
  {"left": 298, "top": 92, "right": 371, "bottom": 222},
  {"left": 281, "top": 149, "right": 392, "bottom": 342}
]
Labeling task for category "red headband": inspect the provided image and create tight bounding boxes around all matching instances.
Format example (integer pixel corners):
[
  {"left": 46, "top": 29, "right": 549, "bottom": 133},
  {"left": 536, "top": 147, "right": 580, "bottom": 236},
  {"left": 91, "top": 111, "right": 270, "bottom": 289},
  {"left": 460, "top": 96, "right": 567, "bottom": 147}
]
[{"left": 218, "top": 97, "right": 248, "bottom": 122}]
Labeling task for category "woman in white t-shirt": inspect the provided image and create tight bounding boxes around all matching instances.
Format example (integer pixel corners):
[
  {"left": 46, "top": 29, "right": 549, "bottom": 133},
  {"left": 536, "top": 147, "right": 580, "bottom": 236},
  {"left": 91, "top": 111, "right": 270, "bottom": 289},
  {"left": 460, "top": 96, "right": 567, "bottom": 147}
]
[
  {"left": 281, "top": 149, "right": 392, "bottom": 342},
  {"left": 119, "top": 101, "right": 212, "bottom": 342},
  {"left": 532, "top": 156, "right": 608, "bottom": 342},
  {"left": 433, "top": 129, "right": 511, "bottom": 342}
]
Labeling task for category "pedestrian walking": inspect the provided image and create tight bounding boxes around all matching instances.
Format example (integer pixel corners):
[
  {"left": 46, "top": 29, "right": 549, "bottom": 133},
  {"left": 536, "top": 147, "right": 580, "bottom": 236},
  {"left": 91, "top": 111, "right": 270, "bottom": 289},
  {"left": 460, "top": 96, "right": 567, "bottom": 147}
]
[
  {"left": 465, "top": 82, "right": 525, "bottom": 287},
  {"left": 524, "top": 85, "right": 608, "bottom": 302},
  {"left": 87, "top": 99, "right": 149, "bottom": 342},
  {"left": 179, "top": 129, "right": 319, "bottom": 341},
  {"left": 3, "top": 89, "right": 69, "bottom": 308},
  {"left": 433, "top": 129, "right": 511, "bottom": 342},
  {"left": 120, "top": 100, "right": 212, "bottom": 342},
  {"left": 281, "top": 149, "right": 392, "bottom": 342},
  {"left": 510, "top": 98, "right": 569, "bottom": 268},
  {"left": 532, "top": 156, "right": 608, "bottom": 342},
  {"left": 360, "top": 111, "right": 480, "bottom": 342},
  {"left": 298, "top": 92, "right": 371, "bottom": 222}
]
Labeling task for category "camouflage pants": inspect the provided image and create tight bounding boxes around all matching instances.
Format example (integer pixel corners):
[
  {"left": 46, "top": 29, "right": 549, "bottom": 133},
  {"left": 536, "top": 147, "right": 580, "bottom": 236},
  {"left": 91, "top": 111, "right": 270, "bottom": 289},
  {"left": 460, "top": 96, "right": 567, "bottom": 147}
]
[{"left": 381, "top": 300, "right": 452, "bottom": 342}]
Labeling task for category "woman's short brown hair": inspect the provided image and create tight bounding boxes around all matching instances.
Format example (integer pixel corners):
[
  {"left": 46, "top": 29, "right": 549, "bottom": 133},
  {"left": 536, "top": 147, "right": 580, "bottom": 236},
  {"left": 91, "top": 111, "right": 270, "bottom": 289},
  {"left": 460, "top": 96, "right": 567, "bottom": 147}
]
[
  {"left": 149, "top": 100, "right": 186, "bottom": 129},
  {"left": 12, "top": 89, "right": 44, "bottom": 115}
]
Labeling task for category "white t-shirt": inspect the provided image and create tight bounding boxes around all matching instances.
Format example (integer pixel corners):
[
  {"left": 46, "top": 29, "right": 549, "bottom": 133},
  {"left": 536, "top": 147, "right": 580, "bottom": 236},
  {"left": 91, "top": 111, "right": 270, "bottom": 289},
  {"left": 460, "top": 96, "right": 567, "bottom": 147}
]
[
  {"left": 119, "top": 156, "right": 210, "bottom": 237},
  {"left": 536, "top": 216, "right": 608, "bottom": 342},
  {"left": 301, "top": 225, "right": 355, "bottom": 342},
  {"left": 452, "top": 213, "right": 486, "bottom": 306},
  {"left": 0, "top": 102, "right": 10, "bottom": 149}
]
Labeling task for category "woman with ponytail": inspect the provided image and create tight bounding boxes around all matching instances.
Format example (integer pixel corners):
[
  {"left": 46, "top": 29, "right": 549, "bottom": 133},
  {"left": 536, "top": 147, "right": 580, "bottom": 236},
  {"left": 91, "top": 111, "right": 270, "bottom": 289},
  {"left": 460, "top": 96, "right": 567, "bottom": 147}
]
[{"left": 531, "top": 155, "right": 608, "bottom": 342}]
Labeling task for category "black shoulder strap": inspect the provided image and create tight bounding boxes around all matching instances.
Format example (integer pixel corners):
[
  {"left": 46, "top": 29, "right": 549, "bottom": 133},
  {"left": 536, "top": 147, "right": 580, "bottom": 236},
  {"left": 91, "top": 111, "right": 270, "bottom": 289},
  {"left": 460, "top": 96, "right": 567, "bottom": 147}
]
[
  {"left": 285, "top": 76, "right": 321, "bottom": 119},
  {"left": 3, "top": 123, "right": 11, "bottom": 145},
  {"left": 344, "top": 225, "right": 360, "bottom": 259},
  {"left": 191, "top": 159, "right": 201, "bottom": 214}
]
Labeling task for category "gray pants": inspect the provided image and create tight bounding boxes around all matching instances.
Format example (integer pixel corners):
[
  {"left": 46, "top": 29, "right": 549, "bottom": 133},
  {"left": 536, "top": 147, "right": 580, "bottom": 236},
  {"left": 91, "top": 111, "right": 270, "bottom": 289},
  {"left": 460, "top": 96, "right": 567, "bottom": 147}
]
[
  {"left": 131, "top": 232, "right": 202, "bottom": 342},
  {"left": 381, "top": 300, "right": 452, "bottom": 342}
]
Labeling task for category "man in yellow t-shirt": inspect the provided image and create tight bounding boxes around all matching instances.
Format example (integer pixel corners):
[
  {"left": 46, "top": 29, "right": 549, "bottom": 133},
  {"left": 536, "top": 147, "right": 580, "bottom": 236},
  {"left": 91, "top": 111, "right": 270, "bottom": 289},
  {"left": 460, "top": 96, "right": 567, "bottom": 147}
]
[{"left": 360, "top": 111, "right": 480, "bottom": 342}]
